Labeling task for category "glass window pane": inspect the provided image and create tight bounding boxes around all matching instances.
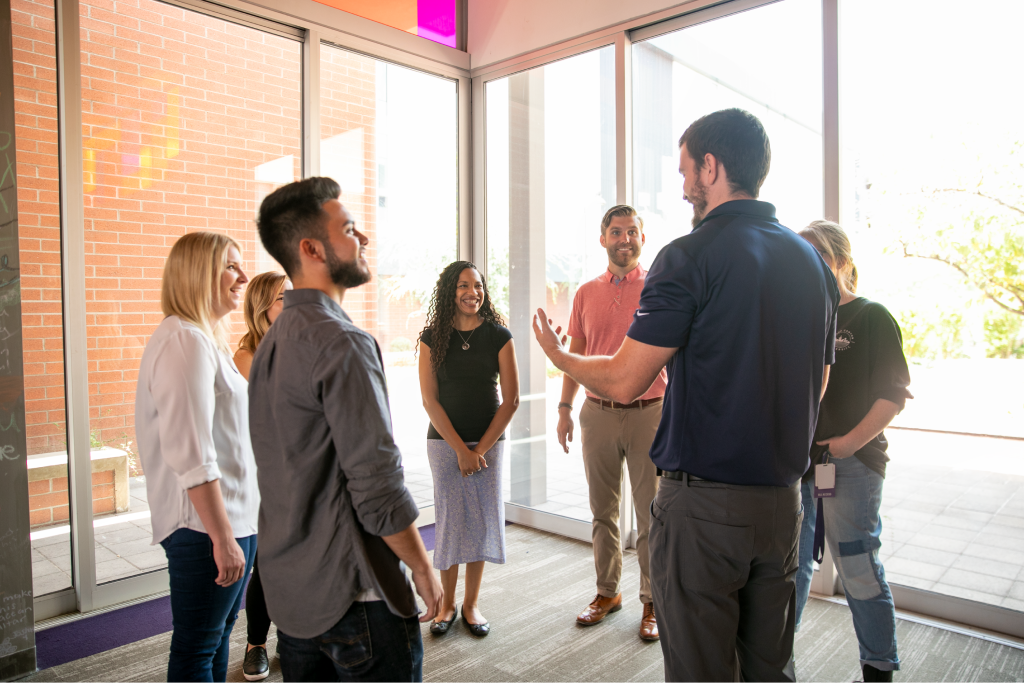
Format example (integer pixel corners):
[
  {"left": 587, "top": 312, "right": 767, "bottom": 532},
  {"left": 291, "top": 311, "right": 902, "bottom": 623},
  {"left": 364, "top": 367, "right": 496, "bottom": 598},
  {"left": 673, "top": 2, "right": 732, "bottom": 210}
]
[
  {"left": 14, "top": 0, "right": 73, "bottom": 596},
  {"left": 487, "top": 46, "right": 616, "bottom": 522},
  {"left": 632, "top": 0, "right": 823, "bottom": 262},
  {"left": 841, "top": 1, "right": 1024, "bottom": 612},
  {"left": 80, "top": 0, "right": 302, "bottom": 584},
  {"left": 320, "top": 43, "right": 458, "bottom": 511}
]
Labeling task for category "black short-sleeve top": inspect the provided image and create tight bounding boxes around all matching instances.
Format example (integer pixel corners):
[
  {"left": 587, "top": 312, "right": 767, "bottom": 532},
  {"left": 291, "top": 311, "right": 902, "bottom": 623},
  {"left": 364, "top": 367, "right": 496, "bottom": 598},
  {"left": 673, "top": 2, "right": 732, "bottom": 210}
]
[
  {"left": 809, "top": 297, "right": 913, "bottom": 479},
  {"left": 421, "top": 321, "right": 513, "bottom": 442}
]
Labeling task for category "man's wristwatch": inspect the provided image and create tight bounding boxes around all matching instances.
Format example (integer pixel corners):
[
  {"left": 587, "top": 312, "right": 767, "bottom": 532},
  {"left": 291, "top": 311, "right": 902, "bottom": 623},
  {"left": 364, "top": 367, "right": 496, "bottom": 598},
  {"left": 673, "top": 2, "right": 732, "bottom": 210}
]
[{"left": 557, "top": 402, "right": 573, "bottom": 411}]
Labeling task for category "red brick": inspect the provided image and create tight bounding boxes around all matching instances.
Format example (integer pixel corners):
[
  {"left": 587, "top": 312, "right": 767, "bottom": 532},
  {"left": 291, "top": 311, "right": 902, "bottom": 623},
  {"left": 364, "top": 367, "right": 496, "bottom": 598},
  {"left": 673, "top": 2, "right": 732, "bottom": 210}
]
[
  {"left": 30, "top": 491, "right": 69, "bottom": 509},
  {"left": 30, "top": 508, "right": 52, "bottom": 526}
]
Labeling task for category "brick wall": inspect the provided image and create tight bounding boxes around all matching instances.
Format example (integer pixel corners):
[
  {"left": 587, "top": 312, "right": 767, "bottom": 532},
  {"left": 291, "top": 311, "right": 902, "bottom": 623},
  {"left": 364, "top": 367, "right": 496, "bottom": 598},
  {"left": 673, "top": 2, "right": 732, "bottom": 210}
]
[
  {"left": 12, "top": 0, "right": 431, "bottom": 462},
  {"left": 11, "top": 0, "right": 66, "bottom": 456},
  {"left": 79, "top": 0, "right": 304, "bottom": 455},
  {"left": 28, "top": 470, "right": 114, "bottom": 527},
  {"left": 320, "top": 44, "right": 378, "bottom": 334}
]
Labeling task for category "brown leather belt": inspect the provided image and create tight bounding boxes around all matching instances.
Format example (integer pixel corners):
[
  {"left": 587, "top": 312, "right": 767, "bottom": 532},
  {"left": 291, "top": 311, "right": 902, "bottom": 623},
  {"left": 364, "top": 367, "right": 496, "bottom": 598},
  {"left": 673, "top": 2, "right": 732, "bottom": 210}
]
[{"left": 586, "top": 396, "right": 663, "bottom": 411}]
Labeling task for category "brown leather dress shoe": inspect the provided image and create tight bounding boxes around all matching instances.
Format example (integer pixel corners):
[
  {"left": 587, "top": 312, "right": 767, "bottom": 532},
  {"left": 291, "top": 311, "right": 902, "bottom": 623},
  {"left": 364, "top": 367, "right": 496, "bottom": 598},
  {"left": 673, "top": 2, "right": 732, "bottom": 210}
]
[
  {"left": 576, "top": 593, "right": 622, "bottom": 625},
  {"left": 639, "top": 602, "right": 659, "bottom": 641}
]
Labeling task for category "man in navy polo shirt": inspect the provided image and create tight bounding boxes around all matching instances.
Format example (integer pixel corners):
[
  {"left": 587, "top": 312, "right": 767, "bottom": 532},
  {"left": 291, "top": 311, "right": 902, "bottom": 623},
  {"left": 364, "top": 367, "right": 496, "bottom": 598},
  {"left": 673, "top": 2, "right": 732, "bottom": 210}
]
[{"left": 533, "top": 108, "right": 838, "bottom": 681}]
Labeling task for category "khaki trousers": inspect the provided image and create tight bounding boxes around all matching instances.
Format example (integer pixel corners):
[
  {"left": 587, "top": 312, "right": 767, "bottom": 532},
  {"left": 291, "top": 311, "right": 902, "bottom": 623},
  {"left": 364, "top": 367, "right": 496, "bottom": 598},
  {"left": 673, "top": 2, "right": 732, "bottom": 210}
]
[{"left": 579, "top": 399, "right": 661, "bottom": 604}]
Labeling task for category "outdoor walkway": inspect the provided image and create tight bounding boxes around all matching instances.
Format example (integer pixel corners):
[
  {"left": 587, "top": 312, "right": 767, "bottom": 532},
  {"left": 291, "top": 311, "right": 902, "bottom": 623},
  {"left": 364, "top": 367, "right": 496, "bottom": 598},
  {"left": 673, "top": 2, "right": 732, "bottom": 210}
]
[{"left": 33, "top": 429, "right": 1023, "bottom": 613}]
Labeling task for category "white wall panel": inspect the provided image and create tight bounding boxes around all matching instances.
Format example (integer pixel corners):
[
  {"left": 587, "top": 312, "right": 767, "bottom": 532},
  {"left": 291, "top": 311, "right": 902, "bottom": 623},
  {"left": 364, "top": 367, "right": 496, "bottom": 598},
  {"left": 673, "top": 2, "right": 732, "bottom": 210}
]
[{"left": 468, "top": 0, "right": 706, "bottom": 71}]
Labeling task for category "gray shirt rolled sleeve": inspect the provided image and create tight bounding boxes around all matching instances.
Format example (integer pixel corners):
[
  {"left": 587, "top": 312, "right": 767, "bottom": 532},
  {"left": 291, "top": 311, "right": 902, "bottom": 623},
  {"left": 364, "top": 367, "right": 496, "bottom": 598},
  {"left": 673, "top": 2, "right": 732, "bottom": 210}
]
[
  {"left": 249, "top": 289, "right": 419, "bottom": 639},
  {"left": 314, "top": 332, "right": 418, "bottom": 538}
]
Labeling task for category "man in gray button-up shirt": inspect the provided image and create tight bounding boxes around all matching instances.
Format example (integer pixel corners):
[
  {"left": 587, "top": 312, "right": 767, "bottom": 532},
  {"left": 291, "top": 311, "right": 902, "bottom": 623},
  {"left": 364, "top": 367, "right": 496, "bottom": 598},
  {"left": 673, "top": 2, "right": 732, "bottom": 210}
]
[{"left": 249, "top": 177, "right": 442, "bottom": 682}]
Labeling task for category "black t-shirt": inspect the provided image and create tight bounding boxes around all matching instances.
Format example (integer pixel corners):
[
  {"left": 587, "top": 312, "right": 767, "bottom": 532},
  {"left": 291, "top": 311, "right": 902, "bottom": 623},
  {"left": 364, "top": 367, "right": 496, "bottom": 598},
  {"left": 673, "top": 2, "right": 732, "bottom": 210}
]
[
  {"left": 808, "top": 297, "right": 913, "bottom": 479},
  {"left": 421, "top": 321, "right": 513, "bottom": 442}
]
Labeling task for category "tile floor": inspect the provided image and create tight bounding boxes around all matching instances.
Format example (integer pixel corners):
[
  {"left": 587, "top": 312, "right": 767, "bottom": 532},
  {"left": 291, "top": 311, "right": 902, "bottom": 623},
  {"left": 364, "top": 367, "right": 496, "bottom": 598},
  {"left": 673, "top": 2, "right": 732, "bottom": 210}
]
[{"left": 31, "top": 478, "right": 161, "bottom": 594}]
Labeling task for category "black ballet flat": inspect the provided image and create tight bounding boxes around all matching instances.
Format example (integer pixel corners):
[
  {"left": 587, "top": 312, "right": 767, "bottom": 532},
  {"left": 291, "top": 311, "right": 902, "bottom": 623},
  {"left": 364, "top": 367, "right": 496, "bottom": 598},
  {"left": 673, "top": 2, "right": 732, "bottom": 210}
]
[
  {"left": 429, "top": 605, "right": 458, "bottom": 635},
  {"left": 461, "top": 606, "right": 490, "bottom": 637}
]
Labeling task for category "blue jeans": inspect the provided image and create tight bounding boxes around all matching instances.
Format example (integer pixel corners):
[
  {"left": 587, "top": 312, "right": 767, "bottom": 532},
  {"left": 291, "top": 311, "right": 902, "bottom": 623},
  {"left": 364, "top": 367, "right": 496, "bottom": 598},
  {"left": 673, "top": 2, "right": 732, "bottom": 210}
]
[
  {"left": 276, "top": 600, "right": 423, "bottom": 682},
  {"left": 161, "top": 529, "right": 257, "bottom": 682},
  {"left": 794, "top": 457, "right": 900, "bottom": 671}
]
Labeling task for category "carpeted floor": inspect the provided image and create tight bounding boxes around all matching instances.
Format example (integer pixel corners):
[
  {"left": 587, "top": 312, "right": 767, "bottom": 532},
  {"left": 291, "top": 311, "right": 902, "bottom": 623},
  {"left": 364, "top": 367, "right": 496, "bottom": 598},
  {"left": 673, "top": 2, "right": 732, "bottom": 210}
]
[{"left": 24, "top": 524, "right": 1024, "bottom": 682}]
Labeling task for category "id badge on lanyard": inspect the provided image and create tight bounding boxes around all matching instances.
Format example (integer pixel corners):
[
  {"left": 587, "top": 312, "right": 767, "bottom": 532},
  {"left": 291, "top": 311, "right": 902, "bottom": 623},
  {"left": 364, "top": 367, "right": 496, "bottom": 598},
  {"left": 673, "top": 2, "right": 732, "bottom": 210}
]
[{"left": 814, "top": 451, "right": 836, "bottom": 498}]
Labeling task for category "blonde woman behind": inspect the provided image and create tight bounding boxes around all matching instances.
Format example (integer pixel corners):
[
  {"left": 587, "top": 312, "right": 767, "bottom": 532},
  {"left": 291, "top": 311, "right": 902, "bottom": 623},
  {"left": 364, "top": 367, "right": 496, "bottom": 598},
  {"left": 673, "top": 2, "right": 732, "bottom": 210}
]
[
  {"left": 135, "top": 231, "right": 257, "bottom": 682},
  {"left": 794, "top": 220, "right": 912, "bottom": 682},
  {"left": 233, "top": 271, "right": 290, "bottom": 381},
  {"left": 231, "top": 271, "right": 289, "bottom": 682}
]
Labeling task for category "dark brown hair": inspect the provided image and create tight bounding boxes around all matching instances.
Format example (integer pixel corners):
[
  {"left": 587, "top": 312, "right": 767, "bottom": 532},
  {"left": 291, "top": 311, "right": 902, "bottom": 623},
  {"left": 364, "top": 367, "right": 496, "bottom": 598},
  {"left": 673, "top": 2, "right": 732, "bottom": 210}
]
[
  {"left": 678, "top": 108, "right": 771, "bottom": 198},
  {"left": 418, "top": 261, "right": 504, "bottom": 376}
]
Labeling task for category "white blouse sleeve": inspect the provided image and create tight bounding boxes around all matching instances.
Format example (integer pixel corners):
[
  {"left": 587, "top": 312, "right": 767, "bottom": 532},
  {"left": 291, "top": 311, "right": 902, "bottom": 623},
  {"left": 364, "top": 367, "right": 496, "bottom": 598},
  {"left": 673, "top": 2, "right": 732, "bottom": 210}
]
[{"left": 148, "top": 328, "right": 223, "bottom": 490}]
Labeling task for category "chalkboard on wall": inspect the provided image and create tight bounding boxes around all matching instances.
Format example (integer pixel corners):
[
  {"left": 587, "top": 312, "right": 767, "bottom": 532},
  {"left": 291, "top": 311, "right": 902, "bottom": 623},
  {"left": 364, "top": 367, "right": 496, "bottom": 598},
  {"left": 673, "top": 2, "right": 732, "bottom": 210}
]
[{"left": 0, "top": 0, "right": 36, "bottom": 678}]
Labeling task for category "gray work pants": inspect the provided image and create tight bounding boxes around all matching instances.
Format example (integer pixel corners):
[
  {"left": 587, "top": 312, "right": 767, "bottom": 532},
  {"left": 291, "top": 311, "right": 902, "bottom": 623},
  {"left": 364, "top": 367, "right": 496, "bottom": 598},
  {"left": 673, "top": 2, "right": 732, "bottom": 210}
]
[{"left": 649, "top": 474, "right": 802, "bottom": 682}]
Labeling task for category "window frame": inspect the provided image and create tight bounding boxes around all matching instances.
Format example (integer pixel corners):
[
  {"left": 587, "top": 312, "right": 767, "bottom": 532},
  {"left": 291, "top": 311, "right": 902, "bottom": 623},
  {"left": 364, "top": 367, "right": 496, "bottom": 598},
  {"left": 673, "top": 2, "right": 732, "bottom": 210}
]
[{"left": 40, "top": 0, "right": 469, "bottom": 621}]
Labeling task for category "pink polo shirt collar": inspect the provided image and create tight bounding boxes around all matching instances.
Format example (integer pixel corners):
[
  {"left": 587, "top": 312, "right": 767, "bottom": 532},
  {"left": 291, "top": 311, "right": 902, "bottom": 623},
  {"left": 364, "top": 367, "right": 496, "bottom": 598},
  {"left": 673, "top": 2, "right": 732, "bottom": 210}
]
[{"left": 603, "top": 264, "right": 646, "bottom": 285}]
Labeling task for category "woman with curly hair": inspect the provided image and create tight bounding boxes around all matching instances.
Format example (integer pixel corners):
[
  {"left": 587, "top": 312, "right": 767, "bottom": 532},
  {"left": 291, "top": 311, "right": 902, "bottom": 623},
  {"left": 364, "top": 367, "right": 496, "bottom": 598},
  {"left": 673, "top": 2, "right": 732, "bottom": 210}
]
[
  {"left": 418, "top": 260, "right": 519, "bottom": 638},
  {"left": 231, "top": 270, "right": 289, "bottom": 682}
]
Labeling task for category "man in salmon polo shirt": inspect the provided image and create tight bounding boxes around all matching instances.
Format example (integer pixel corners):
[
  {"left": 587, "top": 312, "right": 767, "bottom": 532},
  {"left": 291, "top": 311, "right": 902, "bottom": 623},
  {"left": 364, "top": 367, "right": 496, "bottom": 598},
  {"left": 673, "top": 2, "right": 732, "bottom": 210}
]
[{"left": 557, "top": 204, "right": 667, "bottom": 641}]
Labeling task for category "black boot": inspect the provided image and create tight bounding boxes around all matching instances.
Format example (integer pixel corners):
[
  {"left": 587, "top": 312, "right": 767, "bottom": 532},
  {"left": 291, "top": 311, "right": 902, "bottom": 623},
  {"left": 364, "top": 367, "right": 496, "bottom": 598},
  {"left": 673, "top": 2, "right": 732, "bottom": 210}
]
[{"left": 863, "top": 664, "right": 893, "bottom": 682}]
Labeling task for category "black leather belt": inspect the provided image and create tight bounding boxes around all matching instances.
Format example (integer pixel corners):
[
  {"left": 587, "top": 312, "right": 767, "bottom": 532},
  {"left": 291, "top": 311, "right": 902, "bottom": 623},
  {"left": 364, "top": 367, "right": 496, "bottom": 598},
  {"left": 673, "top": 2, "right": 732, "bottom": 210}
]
[{"left": 657, "top": 468, "right": 705, "bottom": 482}]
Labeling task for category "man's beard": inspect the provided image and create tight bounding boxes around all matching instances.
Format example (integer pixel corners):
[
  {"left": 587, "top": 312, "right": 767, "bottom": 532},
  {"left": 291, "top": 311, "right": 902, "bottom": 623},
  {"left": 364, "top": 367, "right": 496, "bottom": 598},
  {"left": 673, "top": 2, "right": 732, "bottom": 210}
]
[
  {"left": 324, "top": 241, "right": 371, "bottom": 288},
  {"left": 606, "top": 243, "right": 639, "bottom": 269},
  {"left": 686, "top": 177, "right": 709, "bottom": 228}
]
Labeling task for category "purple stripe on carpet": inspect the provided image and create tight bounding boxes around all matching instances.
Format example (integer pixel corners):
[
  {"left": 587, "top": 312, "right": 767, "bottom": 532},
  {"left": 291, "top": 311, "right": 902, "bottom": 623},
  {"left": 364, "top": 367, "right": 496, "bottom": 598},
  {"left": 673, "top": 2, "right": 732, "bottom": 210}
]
[
  {"left": 36, "top": 595, "right": 174, "bottom": 670},
  {"left": 36, "top": 524, "right": 439, "bottom": 670},
  {"left": 419, "top": 523, "right": 435, "bottom": 552}
]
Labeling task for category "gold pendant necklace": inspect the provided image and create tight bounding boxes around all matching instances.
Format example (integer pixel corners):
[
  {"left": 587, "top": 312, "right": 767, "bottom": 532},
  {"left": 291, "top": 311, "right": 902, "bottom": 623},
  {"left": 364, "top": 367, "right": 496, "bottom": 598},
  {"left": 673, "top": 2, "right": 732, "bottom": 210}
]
[{"left": 455, "top": 326, "right": 477, "bottom": 350}]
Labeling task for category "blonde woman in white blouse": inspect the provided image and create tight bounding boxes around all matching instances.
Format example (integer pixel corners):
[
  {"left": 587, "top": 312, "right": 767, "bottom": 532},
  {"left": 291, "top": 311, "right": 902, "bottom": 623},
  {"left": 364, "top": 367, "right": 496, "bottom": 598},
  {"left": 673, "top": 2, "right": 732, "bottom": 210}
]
[{"left": 135, "top": 231, "right": 258, "bottom": 683}]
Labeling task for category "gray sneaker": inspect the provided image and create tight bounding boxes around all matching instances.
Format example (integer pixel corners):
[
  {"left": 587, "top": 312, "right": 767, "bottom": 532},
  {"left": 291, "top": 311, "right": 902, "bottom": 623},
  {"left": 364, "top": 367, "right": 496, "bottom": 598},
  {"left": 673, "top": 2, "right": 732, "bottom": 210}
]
[{"left": 243, "top": 645, "right": 270, "bottom": 681}]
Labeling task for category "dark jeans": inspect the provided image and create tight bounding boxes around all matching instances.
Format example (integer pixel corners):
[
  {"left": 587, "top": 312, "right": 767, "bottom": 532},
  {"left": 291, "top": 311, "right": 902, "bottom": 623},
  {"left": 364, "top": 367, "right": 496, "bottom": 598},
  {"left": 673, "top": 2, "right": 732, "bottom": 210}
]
[
  {"left": 246, "top": 553, "right": 272, "bottom": 644},
  {"left": 161, "top": 529, "right": 257, "bottom": 682},
  {"left": 649, "top": 475, "right": 802, "bottom": 682},
  {"left": 276, "top": 600, "right": 423, "bottom": 682}
]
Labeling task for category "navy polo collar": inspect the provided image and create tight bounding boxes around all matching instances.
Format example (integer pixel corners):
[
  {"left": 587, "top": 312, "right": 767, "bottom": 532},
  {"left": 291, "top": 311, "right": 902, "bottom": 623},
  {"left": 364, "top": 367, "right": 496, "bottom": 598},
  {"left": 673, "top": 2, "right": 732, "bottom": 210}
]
[{"left": 694, "top": 199, "right": 777, "bottom": 231}]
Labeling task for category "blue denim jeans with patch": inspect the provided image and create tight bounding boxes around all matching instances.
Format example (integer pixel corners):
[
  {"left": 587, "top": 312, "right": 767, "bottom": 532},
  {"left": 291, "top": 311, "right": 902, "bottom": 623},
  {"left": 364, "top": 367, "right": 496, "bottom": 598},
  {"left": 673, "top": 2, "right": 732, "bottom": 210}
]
[{"left": 794, "top": 456, "right": 900, "bottom": 671}]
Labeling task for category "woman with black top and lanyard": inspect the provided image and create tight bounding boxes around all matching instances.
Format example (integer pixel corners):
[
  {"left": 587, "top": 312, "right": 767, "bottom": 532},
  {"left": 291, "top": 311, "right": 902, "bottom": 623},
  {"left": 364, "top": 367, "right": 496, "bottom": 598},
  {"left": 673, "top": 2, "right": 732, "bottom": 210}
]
[
  {"left": 418, "top": 261, "right": 520, "bottom": 637},
  {"left": 794, "top": 220, "right": 912, "bottom": 683}
]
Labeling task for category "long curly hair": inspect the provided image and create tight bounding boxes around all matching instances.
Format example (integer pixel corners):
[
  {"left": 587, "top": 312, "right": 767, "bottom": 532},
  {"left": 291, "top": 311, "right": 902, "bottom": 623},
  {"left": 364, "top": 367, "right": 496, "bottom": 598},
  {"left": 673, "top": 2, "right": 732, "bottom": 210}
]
[
  {"left": 418, "top": 261, "right": 505, "bottom": 376},
  {"left": 237, "top": 271, "right": 288, "bottom": 353}
]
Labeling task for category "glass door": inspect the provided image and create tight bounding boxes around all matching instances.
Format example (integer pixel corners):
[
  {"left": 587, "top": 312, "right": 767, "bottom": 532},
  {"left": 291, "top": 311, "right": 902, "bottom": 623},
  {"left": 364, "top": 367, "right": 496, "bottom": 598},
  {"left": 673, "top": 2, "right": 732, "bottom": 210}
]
[
  {"left": 839, "top": 0, "right": 1024, "bottom": 618},
  {"left": 12, "top": 0, "right": 75, "bottom": 599},
  {"left": 485, "top": 46, "right": 616, "bottom": 539},
  {"left": 76, "top": 0, "right": 304, "bottom": 587},
  {"left": 320, "top": 44, "right": 459, "bottom": 516},
  {"left": 631, "top": 0, "right": 823, "bottom": 254}
]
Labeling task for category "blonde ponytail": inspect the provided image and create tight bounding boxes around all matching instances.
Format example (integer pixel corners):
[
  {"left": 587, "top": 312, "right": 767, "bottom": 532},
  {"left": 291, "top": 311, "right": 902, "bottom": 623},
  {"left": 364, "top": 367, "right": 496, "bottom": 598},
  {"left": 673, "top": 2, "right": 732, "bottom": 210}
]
[{"left": 800, "top": 220, "right": 857, "bottom": 295}]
